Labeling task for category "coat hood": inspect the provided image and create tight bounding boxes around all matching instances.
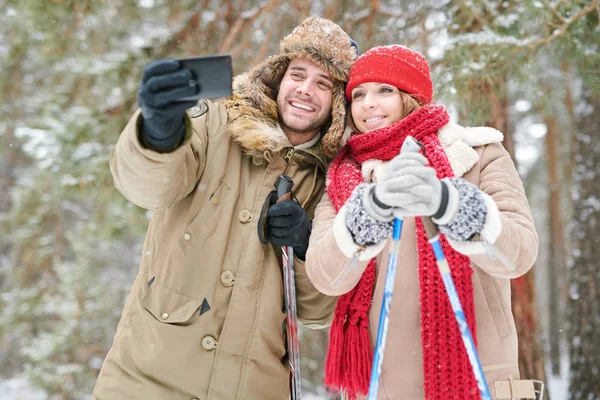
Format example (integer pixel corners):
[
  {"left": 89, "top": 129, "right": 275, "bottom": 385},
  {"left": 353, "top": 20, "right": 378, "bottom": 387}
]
[{"left": 222, "top": 17, "right": 358, "bottom": 162}]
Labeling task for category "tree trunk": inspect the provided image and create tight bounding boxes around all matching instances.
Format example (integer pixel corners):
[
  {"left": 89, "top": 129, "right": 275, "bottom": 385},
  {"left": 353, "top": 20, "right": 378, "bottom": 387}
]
[
  {"left": 544, "top": 112, "right": 566, "bottom": 375},
  {"left": 479, "top": 74, "right": 549, "bottom": 396},
  {"left": 568, "top": 90, "right": 600, "bottom": 399}
]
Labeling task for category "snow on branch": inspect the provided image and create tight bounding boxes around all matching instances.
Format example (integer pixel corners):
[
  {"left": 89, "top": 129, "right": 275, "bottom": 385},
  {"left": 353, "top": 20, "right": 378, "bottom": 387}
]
[
  {"left": 527, "top": 0, "right": 599, "bottom": 48},
  {"left": 450, "top": 0, "right": 598, "bottom": 51}
]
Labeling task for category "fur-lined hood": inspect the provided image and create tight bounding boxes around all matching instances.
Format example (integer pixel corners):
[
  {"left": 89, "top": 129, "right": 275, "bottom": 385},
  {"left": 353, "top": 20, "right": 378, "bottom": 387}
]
[{"left": 222, "top": 17, "right": 358, "bottom": 163}]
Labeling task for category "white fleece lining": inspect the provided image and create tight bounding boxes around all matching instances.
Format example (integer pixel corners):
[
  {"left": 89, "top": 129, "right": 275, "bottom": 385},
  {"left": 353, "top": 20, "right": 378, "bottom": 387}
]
[
  {"left": 480, "top": 192, "right": 502, "bottom": 243},
  {"left": 461, "top": 126, "right": 504, "bottom": 147},
  {"left": 447, "top": 192, "right": 502, "bottom": 255},
  {"left": 333, "top": 204, "right": 388, "bottom": 261},
  {"left": 438, "top": 122, "right": 479, "bottom": 177},
  {"left": 361, "top": 159, "right": 384, "bottom": 182}
]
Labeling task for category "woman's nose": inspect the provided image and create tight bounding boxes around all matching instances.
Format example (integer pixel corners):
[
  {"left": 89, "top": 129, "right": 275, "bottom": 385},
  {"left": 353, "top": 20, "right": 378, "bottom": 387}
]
[{"left": 362, "top": 93, "right": 376, "bottom": 109}]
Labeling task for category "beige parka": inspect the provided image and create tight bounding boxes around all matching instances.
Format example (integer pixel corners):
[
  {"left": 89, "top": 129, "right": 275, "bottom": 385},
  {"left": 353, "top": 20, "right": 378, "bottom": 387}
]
[{"left": 93, "top": 17, "right": 358, "bottom": 400}]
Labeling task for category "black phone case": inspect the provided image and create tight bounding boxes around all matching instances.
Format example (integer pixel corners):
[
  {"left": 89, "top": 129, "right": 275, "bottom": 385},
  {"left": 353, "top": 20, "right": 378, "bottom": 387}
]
[{"left": 177, "top": 54, "right": 233, "bottom": 101}]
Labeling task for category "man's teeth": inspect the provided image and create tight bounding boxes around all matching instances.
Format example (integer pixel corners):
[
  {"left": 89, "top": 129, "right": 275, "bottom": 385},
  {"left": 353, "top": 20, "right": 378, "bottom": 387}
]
[
  {"left": 291, "top": 102, "right": 314, "bottom": 111},
  {"left": 365, "top": 116, "right": 385, "bottom": 123}
]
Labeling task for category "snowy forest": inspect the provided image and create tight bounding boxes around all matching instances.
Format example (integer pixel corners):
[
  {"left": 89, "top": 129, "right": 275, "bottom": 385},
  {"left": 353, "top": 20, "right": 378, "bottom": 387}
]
[{"left": 1, "top": 0, "right": 599, "bottom": 399}]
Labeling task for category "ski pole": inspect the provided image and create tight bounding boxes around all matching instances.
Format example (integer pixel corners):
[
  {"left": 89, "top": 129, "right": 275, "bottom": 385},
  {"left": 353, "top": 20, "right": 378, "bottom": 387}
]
[
  {"left": 402, "top": 136, "right": 493, "bottom": 400},
  {"left": 367, "top": 137, "right": 421, "bottom": 400},
  {"left": 274, "top": 174, "right": 301, "bottom": 400}
]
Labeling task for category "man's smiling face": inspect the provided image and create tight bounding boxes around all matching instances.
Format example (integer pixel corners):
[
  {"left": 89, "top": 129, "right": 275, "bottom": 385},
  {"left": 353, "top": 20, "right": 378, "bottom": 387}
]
[{"left": 276, "top": 57, "right": 334, "bottom": 146}]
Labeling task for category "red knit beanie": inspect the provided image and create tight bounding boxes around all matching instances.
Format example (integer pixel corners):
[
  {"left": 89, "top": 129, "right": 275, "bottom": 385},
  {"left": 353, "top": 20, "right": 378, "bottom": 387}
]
[{"left": 346, "top": 45, "right": 433, "bottom": 104}]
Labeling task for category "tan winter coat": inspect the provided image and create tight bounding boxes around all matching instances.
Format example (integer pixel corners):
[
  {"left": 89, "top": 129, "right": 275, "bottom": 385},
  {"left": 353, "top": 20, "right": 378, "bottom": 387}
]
[
  {"left": 93, "top": 92, "right": 338, "bottom": 399},
  {"left": 305, "top": 121, "right": 539, "bottom": 400}
]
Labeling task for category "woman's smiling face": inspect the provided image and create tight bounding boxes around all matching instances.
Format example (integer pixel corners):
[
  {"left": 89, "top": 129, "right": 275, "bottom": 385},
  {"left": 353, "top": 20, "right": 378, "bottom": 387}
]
[{"left": 350, "top": 82, "right": 403, "bottom": 133}]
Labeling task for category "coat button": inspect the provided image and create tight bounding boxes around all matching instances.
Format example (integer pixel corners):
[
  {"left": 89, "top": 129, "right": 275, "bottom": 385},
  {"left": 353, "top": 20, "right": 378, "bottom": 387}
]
[
  {"left": 161, "top": 313, "right": 169, "bottom": 320},
  {"left": 238, "top": 209, "right": 252, "bottom": 223},
  {"left": 201, "top": 335, "right": 217, "bottom": 350},
  {"left": 213, "top": 197, "right": 220, "bottom": 205},
  {"left": 183, "top": 232, "right": 191, "bottom": 241},
  {"left": 220, "top": 271, "right": 235, "bottom": 287}
]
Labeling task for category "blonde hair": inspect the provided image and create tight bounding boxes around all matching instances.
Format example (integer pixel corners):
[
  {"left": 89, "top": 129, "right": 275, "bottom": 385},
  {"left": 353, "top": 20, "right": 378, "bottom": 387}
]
[{"left": 398, "top": 90, "right": 422, "bottom": 119}]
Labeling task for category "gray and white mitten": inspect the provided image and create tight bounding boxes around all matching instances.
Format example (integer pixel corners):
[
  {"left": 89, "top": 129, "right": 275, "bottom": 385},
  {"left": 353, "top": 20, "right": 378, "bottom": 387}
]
[
  {"left": 344, "top": 183, "right": 394, "bottom": 246},
  {"left": 436, "top": 178, "right": 487, "bottom": 241}
]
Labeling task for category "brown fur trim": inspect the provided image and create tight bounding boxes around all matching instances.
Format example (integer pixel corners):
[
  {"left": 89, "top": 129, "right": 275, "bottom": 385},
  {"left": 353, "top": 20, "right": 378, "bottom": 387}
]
[{"left": 222, "top": 74, "right": 289, "bottom": 161}]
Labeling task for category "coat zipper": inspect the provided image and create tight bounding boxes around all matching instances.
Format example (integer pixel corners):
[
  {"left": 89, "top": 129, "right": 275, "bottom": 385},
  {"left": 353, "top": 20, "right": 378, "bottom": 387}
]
[
  {"left": 330, "top": 245, "right": 366, "bottom": 289},
  {"left": 483, "top": 241, "right": 517, "bottom": 271},
  {"left": 283, "top": 148, "right": 295, "bottom": 164}
]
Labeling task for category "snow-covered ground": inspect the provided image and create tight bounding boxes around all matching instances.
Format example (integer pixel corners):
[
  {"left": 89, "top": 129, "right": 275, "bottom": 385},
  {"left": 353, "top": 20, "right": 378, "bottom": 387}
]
[{"left": 0, "top": 378, "right": 46, "bottom": 400}]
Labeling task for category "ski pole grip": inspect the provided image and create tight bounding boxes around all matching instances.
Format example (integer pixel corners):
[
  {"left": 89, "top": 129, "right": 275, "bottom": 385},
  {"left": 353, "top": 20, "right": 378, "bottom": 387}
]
[
  {"left": 401, "top": 136, "right": 423, "bottom": 154},
  {"left": 372, "top": 136, "right": 425, "bottom": 210},
  {"left": 400, "top": 137, "right": 442, "bottom": 238},
  {"left": 275, "top": 174, "right": 294, "bottom": 203}
]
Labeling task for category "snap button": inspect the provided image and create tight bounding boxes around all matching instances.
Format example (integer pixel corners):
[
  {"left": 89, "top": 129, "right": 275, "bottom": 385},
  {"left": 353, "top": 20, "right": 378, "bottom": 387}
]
[
  {"left": 161, "top": 313, "right": 169, "bottom": 320},
  {"left": 201, "top": 335, "right": 217, "bottom": 350},
  {"left": 213, "top": 197, "right": 220, "bottom": 205},
  {"left": 186, "top": 101, "right": 207, "bottom": 118},
  {"left": 238, "top": 209, "right": 252, "bottom": 223},
  {"left": 183, "top": 232, "right": 191, "bottom": 241},
  {"left": 220, "top": 271, "right": 235, "bottom": 287}
]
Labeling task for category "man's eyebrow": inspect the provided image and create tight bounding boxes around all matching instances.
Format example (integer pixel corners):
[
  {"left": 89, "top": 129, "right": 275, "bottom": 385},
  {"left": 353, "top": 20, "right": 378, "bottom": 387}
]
[
  {"left": 318, "top": 74, "right": 335, "bottom": 84},
  {"left": 289, "top": 66, "right": 335, "bottom": 83}
]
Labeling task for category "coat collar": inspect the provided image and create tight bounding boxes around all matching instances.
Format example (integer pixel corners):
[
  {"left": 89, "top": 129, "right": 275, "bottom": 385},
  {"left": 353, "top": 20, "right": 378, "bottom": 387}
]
[
  {"left": 361, "top": 118, "right": 503, "bottom": 181},
  {"left": 438, "top": 117, "right": 503, "bottom": 177}
]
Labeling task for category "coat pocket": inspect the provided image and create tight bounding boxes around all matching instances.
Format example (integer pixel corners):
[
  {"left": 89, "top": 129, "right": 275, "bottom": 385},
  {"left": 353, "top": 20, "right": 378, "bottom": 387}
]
[
  {"left": 187, "top": 180, "right": 231, "bottom": 231},
  {"left": 142, "top": 280, "right": 204, "bottom": 325},
  {"left": 478, "top": 272, "right": 510, "bottom": 339}
]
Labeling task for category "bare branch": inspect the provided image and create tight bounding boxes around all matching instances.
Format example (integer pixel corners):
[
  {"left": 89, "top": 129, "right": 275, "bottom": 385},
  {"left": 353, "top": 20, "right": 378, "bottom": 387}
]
[
  {"left": 543, "top": 0, "right": 568, "bottom": 24},
  {"left": 527, "top": 0, "right": 599, "bottom": 48},
  {"left": 251, "top": 10, "right": 280, "bottom": 65},
  {"left": 219, "top": 0, "right": 279, "bottom": 53}
]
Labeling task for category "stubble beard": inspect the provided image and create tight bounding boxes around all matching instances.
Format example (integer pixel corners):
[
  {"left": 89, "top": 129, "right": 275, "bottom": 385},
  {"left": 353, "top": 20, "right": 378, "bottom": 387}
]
[{"left": 277, "top": 97, "right": 330, "bottom": 138}]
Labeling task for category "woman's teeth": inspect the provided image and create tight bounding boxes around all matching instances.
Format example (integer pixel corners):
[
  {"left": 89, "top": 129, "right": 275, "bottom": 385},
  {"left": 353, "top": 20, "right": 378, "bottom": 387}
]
[{"left": 365, "top": 116, "right": 385, "bottom": 123}]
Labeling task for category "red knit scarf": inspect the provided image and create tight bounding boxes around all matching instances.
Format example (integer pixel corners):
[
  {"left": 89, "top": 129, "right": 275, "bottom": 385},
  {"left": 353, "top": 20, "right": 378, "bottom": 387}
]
[{"left": 324, "top": 104, "right": 479, "bottom": 400}]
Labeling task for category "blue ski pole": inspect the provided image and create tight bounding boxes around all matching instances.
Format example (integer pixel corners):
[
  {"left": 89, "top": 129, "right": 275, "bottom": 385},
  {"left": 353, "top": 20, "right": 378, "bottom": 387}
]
[{"left": 367, "top": 137, "right": 421, "bottom": 400}]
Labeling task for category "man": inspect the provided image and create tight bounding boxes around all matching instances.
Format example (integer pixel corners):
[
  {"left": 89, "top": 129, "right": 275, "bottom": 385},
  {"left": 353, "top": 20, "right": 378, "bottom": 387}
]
[{"left": 93, "top": 17, "right": 358, "bottom": 400}]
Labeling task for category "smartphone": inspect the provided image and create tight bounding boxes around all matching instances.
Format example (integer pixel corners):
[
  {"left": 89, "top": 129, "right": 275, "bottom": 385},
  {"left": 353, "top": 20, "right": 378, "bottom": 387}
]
[{"left": 176, "top": 54, "right": 233, "bottom": 101}]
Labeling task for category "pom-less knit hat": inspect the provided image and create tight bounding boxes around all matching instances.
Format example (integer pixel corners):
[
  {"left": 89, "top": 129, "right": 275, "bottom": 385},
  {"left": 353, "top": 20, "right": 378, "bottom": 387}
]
[
  {"left": 345, "top": 45, "right": 433, "bottom": 104},
  {"left": 224, "top": 17, "right": 358, "bottom": 161}
]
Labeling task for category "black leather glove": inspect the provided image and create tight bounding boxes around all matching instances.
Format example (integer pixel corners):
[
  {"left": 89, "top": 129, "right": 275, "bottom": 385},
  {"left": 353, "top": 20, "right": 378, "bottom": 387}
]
[
  {"left": 267, "top": 200, "right": 312, "bottom": 261},
  {"left": 137, "top": 58, "right": 199, "bottom": 152}
]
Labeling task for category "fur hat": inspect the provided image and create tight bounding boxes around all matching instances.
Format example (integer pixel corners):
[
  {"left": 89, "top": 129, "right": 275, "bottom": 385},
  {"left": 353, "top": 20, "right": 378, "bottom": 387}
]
[
  {"left": 346, "top": 45, "right": 433, "bottom": 104},
  {"left": 224, "top": 17, "right": 358, "bottom": 161}
]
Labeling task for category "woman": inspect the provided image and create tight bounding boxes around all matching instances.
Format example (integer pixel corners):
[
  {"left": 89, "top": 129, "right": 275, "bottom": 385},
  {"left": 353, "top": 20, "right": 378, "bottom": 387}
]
[{"left": 305, "top": 45, "right": 539, "bottom": 400}]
